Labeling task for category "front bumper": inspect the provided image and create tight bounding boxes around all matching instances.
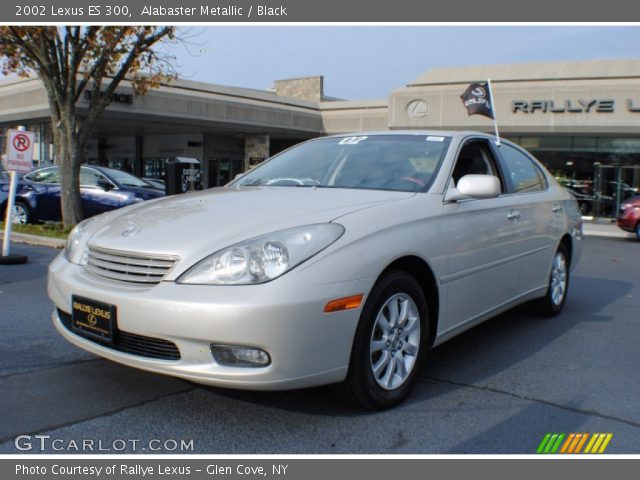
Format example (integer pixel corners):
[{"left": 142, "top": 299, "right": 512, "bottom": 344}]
[
  {"left": 48, "top": 253, "right": 372, "bottom": 390},
  {"left": 617, "top": 212, "right": 638, "bottom": 233}
]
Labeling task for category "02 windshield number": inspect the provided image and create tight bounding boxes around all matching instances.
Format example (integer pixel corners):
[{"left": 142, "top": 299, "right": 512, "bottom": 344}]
[{"left": 339, "top": 136, "right": 368, "bottom": 145}]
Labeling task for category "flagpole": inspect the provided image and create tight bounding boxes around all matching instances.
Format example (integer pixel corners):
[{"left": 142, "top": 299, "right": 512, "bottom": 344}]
[{"left": 487, "top": 78, "right": 501, "bottom": 146}]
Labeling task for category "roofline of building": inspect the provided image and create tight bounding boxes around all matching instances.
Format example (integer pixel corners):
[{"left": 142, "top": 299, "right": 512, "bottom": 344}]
[
  {"left": 408, "top": 58, "right": 640, "bottom": 87},
  {"left": 0, "top": 75, "right": 322, "bottom": 111}
]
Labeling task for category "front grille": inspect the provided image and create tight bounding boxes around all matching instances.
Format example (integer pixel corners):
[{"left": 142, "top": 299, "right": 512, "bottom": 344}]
[
  {"left": 86, "top": 246, "right": 179, "bottom": 285},
  {"left": 58, "top": 309, "right": 181, "bottom": 361}
]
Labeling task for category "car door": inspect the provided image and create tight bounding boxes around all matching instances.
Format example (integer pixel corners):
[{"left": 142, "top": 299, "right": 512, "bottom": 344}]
[
  {"left": 493, "top": 143, "right": 559, "bottom": 295},
  {"left": 442, "top": 138, "right": 523, "bottom": 333},
  {"left": 23, "top": 166, "right": 63, "bottom": 221}
]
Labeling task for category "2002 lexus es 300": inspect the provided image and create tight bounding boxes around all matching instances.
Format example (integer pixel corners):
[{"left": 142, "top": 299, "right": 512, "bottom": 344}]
[{"left": 48, "top": 131, "right": 583, "bottom": 408}]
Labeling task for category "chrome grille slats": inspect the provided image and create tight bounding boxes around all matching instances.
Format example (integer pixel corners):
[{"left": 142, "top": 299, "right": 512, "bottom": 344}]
[
  {"left": 86, "top": 246, "right": 179, "bottom": 285},
  {"left": 88, "top": 249, "right": 177, "bottom": 268}
]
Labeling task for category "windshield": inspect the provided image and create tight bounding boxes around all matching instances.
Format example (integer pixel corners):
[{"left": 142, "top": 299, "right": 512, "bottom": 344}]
[
  {"left": 232, "top": 135, "right": 451, "bottom": 192},
  {"left": 104, "top": 168, "right": 153, "bottom": 188}
]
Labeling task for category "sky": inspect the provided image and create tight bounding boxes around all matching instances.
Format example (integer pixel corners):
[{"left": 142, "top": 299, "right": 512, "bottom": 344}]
[{"left": 166, "top": 26, "right": 640, "bottom": 99}]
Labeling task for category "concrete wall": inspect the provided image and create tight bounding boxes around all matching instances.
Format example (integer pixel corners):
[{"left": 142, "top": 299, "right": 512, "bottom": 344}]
[{"left": 274, "top": 76, "right": 324, "bottom": 102}]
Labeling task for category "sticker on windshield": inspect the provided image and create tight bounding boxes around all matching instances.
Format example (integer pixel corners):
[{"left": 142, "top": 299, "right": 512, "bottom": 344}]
[
  {"left": 426, "top": 136, "right": 445, "bottom": 142},
  {"left": 339, "top": 136, "right": 368, "bottom": 145}
]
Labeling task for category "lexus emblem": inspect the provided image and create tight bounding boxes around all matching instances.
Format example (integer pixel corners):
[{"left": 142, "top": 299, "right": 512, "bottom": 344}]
[
  {"left": 406, "top": 99, "right": 429, "bottom": 119},
  {"left": 121, "top": 226, "right": 141, "bottom": 237},
  {"left": 87, "top": 314, "right": 98, "bottom": 327},
  {"left": 471, "top": 87, "right": 486, "bottom": 97}
]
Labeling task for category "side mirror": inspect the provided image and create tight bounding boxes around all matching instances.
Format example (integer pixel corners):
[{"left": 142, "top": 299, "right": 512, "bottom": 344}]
[
  {"left": 445, "top": 174, "right": 501, "bottom": 202},
  {"left": 97, "top": 178, "right": 112, "bottom": 191}
]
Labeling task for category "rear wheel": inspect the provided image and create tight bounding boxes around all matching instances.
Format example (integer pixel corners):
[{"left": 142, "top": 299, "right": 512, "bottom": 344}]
[
  {"left": 529, "top": 245, "right": 569, "bottom": 317},
  {"left": 11, "top": 202, "right": 31, "bottom": 224},
  {"left": 334, "top": 270, "right": 429, "bottom": 409},
  {"left": 579, "top": 202, "right": 591, "bottom": 216}
]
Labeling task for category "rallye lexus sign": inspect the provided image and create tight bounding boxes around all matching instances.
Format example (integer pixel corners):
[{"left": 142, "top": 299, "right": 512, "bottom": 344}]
[{"left": 512, "top": 99, "right": 640, "bottom": 113}]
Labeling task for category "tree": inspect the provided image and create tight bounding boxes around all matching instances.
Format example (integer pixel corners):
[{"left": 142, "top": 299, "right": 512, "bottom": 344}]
[{"left": 0, "top": 27, "right": 177, "bottom": 227}]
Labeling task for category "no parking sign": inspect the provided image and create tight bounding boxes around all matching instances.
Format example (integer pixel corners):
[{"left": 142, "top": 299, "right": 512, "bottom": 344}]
[
  {"left": 2, "top": 127, "right": 35, "bottom": 263},
  {"left": 4, "top": 129, "right": 36, "bottom": 173}
]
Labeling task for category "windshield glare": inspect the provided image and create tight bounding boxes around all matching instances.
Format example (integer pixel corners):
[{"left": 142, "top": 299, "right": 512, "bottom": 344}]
[{"left": 233, "top": 135, "right": 451, "bottom": 192}]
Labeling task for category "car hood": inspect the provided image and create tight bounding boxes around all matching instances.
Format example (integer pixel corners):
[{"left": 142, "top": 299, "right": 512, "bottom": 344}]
[{"left": 86, "top": 186, "right": 414, "bottom": 277}]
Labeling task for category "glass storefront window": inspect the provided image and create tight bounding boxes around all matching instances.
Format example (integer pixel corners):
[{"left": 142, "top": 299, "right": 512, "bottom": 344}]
[
  {"left": 511, "top": 135, "right": 640, "bottom": 218},
  {"left": 144, "top": 158, "right": 167, "bottom": 179}
]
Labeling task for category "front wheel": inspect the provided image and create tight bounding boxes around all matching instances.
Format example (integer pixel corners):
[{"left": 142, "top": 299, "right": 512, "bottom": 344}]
[
  {"left": 334, "top": 270, "right": 429, "bottom": 409},
  {"left": 529, "top": 245, "right": 570, "bottom": 317},
  {"left": 11, "top": 202, "right": 31, "bottom": 224}
]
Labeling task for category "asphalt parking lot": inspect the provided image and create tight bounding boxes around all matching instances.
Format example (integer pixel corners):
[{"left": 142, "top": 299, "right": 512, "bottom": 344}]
[{"left": 1, "top": 237, "right": 639, "bottom": 454}]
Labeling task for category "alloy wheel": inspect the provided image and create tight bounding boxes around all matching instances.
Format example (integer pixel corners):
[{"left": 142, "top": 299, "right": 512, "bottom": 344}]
[
  {"left": 550, "top": 252, "right": 567, "bottom": 306},
  {"left": 11, "top": 204, "right": 28, "bottom": 224},
  {"left": 369, "top": 293, "right": 421, "bottom": 390}
]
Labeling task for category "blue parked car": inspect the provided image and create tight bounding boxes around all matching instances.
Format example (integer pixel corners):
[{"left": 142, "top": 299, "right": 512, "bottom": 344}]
[{"left": 1, "top": 165, "right": 164, "bottom": 224}]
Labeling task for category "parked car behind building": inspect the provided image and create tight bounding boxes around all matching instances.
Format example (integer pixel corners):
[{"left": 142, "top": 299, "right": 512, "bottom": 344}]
[
  {"left": 617, "top": 195, "right": 640, "bottom": 240},
  {"left": 1, "top": 165, "right": 164, "bottom": 224}
]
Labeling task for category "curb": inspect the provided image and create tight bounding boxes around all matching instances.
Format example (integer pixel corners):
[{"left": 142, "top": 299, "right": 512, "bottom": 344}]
[
  {"left": 582, "top": 221, "right": 635, "bottom": 240},
  {"left": 584, "top": 231, "right": 634, "bottom": 239},
  {"left": 1, "top": 232, "right": 66, "bottom": 249}
]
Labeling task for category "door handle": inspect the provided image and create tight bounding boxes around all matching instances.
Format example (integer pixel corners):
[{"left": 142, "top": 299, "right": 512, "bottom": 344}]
[
  {"left": 552, "top": 204, "right": 563, "bottom": 213},
  {"left": 507, "top": 210, "right": 521, "bottom": 220}
]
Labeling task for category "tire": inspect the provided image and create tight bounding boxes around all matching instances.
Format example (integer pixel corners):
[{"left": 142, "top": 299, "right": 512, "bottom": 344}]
[
  {"left": 579, "top": 202, "right": 591, "bottom": 216},
  {"left": 334, "top": 270, "right": 430, "bottom": 409},
  {"left": 529, "top": 244, "right": 570, "bottom": 317},
  {"left": 11, "top": 201, "right": 31, "bottom": 224}
]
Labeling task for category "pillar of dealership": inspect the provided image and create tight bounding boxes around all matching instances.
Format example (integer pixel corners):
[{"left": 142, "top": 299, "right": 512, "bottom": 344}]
[{"left": 1, "top": 59, "right": 639, "bottom": 216}]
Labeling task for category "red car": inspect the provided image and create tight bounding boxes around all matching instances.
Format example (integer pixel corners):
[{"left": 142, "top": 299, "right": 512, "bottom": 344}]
[{"left": 617, "top": 195, "right": 640, "bottom": 240}]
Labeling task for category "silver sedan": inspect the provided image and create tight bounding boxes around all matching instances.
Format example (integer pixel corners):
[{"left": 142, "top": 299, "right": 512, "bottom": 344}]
[{"left": 48, "top": 131, "right": 583, "bottom": 409}]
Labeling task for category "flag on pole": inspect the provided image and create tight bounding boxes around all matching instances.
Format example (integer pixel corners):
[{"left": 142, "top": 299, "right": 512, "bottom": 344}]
[
  {"left": 460, "top": 79, "right": 501, "bottom": 145},
  {"left": 460, "top": 82, "right": 495, "bottom": 119}
]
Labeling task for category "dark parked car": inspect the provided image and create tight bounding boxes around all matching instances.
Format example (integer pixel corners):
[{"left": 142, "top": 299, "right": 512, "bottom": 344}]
[
  {"left": 558, "top": 179, "right": 594, "bottom": 215},
  {"left": 142, "top": 177, "right": 166, "bottom": 191},
  {"left": 618, "top": 195, "right": 640, "bottom": 240},
  {"left": 1, "top": 165, "right": 164, "bottom": 224}
]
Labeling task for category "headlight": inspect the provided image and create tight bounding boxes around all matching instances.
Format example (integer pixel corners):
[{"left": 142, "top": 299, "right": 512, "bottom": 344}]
[
  {"left": 64, "top": 218, "right": 95, "bottom": 264},
  {"left": 178, "top": 223, "right": 344, "bottom": 285}
]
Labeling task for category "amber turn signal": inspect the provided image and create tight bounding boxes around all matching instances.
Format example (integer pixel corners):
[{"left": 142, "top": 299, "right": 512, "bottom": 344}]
[{"left": 324, "top": 294, "right": 364, "bottom": 313}]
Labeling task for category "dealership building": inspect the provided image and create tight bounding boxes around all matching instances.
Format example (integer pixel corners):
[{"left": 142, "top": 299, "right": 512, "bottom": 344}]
[{"left": 1, "top": 58, "right": 639, "bottom": 215}]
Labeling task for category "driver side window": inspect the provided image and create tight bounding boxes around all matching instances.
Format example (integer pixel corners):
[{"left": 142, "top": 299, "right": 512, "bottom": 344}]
[
  {"left": 80, "top": 168, "right": 109, "bottom": 188},
  {"left": 451, "top": 140, "right": 503, "bottom": 192}
]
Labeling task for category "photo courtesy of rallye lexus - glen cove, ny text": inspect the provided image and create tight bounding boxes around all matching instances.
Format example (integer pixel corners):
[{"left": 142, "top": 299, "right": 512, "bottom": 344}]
[{"left": 48, "top": 82, "right": 583, "bottom": 410}]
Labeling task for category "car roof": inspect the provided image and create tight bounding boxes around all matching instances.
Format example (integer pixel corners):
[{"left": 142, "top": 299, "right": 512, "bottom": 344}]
[
  {"left": 31, "top": 164, "right": 128, "bottom": 177},
  {"left": 323, "top": 130, "right": 494, "bottom": 139}
]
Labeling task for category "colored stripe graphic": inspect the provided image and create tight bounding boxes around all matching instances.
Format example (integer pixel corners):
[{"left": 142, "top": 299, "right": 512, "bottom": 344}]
[
  {"left": 574, "top": 433, "right": 589, "bottom": 453},
  {"left": 562, "top": 432, "right": 587, "bottom": 453},
  {"left": 537, "top": 433, "right": 552, "bottom": 453},
  {"left": 537, "top": 433, "right": 565, "bottom": 453},
  {"left": 584, "top": 433, "right": 613, "bottom": 454},
  {"left": 539, "top": 433, "right": 613, "bottom": 454}
]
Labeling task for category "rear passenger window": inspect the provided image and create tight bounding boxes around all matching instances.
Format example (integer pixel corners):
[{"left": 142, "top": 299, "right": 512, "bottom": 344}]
[
  {"left": 24, "top": 167, "right": 60, "bottom": 184},
  {"left": 499, "top": 144, "right": 547, "bottom": 193}
]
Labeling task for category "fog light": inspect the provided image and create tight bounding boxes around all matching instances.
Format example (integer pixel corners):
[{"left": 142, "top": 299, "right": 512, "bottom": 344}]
[{"left": 210, "top": 344, "right": 271, "bottom": 367}]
